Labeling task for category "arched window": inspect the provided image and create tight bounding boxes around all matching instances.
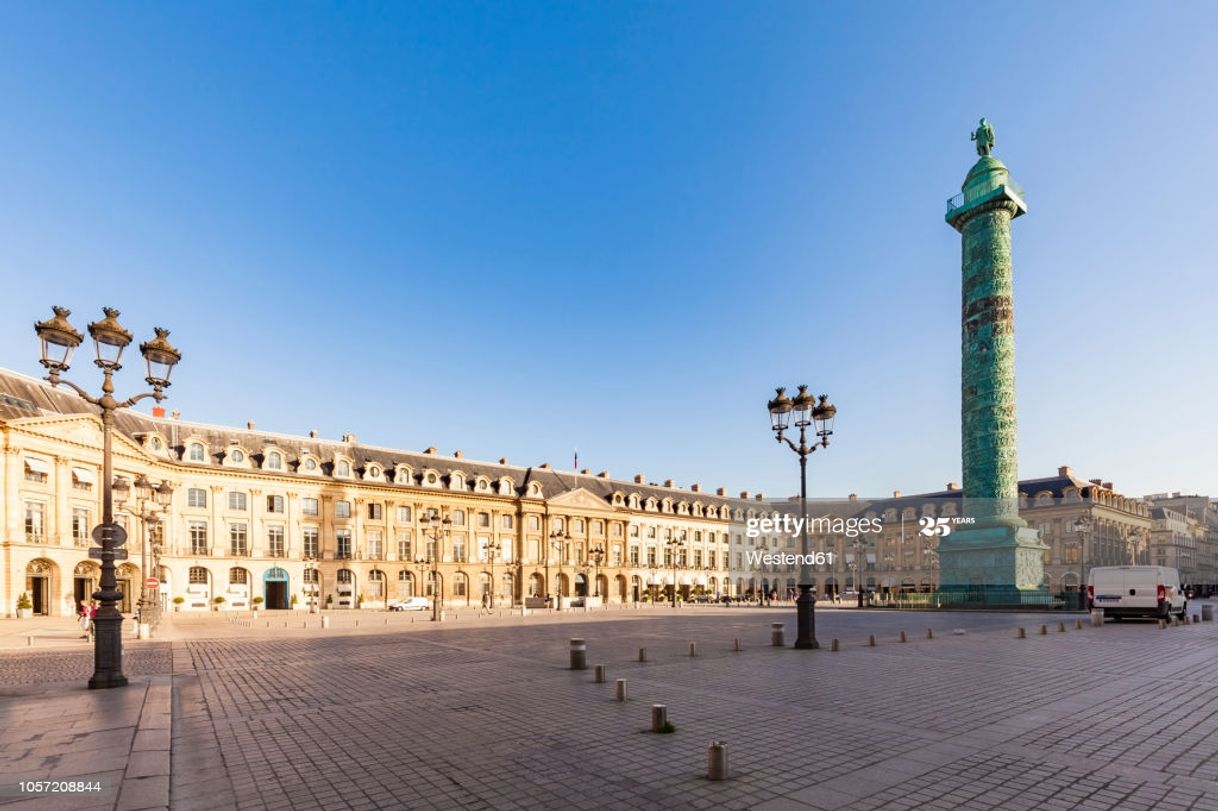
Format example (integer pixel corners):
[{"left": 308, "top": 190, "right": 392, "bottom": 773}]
[
  {"left": 188, "top": 443, "right": 206, "bottom": 462},
  {"left": 450, "top": 474, "right": 465, "bottom": 491},
  {"left": 336, "top": 460, "right": 351, "bottom": 477},
  {"left": 368, "top": 465, "right": 381, "bottom": 478},
  {"left": 304, "top": 458, "right": 318, "bottom": 472},
  {"left": 230, "top": 449, "right": 245, "bottom": 463},
  {"left": 337, "top": 569, "right": 353, "bottom": 584},
  {"left": 266, "top": 451, "right": 282, "bottom": 470},
  {"left": 368, "top": 570, "right": 385, "bottom": 599},
  {"left": 229, "top": 568, "right": 247, "bottom": 584},
  {"left": 189, "top": 566, "right": 209, "bottom": 584}
]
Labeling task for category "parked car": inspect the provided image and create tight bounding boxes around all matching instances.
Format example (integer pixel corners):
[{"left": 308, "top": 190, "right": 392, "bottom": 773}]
[
  {"left": 387, "top": 596, "right": 431, "bottom": 612},
  {"left": 1088, "top": 565, "right": 1187, "bottom": 620}
]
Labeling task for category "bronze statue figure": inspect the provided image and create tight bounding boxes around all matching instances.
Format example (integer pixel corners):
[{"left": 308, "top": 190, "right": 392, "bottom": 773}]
[{"left": 971, "top": 117, "right": 995, "bottom": 156}]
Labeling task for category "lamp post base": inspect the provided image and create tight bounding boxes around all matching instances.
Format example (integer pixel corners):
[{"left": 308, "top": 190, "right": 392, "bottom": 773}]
[
  {"left": 88, "top": 614, "right": 128, "bottom": 689},
  {"left": 793, "top": 585, "right": 819, "bottom": 649}
]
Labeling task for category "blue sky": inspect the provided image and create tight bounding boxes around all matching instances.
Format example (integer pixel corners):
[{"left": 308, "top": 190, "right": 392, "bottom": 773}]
[{"left": 1, "top": 3, "right": 1215, "bottom": 500}]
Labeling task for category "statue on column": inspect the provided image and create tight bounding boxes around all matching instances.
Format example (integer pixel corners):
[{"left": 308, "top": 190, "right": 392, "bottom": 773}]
[{"left": 971, "top": 117, "right": 995, "bottom": 156}]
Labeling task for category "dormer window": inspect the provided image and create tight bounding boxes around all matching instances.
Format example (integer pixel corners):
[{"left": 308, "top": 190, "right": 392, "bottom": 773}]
[
  {"left": 188, "top": 443, "right": 206, "bottom": 463},
  {"left": 449, "top": 473, "right": 465, "bottom": 491},
  {"left": 231, "top": 449, "right": 245, "bottom": 463},
  {"left": 149, "top": 436, "right": 163, "bottom": 451},
  {"left": 267, "top": 451, "right": 283, "bottom": 470},
  {"left": 336, "top": 460, "right": 351, "bottom": 477},
  {"left": 498, "top": 478, "right": 514, "bottom": 496},
  {"left": 368, "top": 465, "right": 381, "bottom": 479},
  {"left": 304, "top": 458, "right": 318, "bottom": 472}
]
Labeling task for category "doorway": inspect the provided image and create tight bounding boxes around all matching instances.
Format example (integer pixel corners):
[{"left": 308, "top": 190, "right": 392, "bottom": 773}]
[
  {"left": 29, "top": 576, "right": 49, "bottom": 615},
  {"left": 264, "top": 567, "right": 290, "bottom": 610}
]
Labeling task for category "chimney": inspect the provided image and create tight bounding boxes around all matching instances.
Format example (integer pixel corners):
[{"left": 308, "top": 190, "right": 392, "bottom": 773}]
[
  {"left": 540, "top": 462, "right": 551, "bottom": 470},
  {"left": 755, "top": 493, "right": 765, "bottom": 501},
  {"left": 893, "top": 490, "right": 902, "bottom": 498},
  {"left": 1090, "top": 478, "right": 1103, "bottom": 486},
  {"left": 424, "top": 446, "right": 437, "bottom": 455},
  {"left": 1058, "top": 465, "right": 1072, "bottom": 477},
  {"left": 309, "top": 429, "right": 318, "bottom": 438},
  {"left": 499, "top": 457, "right": 509, "bottom": 465},
  {"left": 171, "top": 409, "right": 180, "bottom": 420},
  {"left": 598, "top": 471, "right": 610, "bottom": 478},
  {"left": 946, "top": 482, "right": 960, "bottom": 491},
  {"left": 634, "top": 474, "right": 646, "bottom": 483},
  {"left": 664, "top": 479, "right": 675, "bottom": 488},
  {"left": 453, "top": 450, "right": 463, "bottom": 459},
  {"left": 740, "top": 491, "right": 750, "bottom": 499},
  {"left": 247, "top": 420, "right": 256, "bottom": 430},
  {"left": 342, "top": 432, "right": 356, "bottom": 443},
  {"left": 690, "top": 483, "right": 701, "bottom": 493},
  {"left": 579, "top": 468, "right": 590, "bottom": 475},
  {"left": 716, "top": 487, "right": 726, "bottom": 496},
  {"left": 1103, "top": 482, "right": 1113, "bottom": 490},
  {"left": 849, "top": 493, "right": 858, "bottom": 502},
  {"left": 152, "top": 406, "right": 166, "bottom": 418}
]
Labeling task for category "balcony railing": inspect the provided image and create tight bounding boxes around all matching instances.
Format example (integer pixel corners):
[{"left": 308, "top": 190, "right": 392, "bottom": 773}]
[{"left": 946, "top": 178, "right": 1027, "bottom": 215}]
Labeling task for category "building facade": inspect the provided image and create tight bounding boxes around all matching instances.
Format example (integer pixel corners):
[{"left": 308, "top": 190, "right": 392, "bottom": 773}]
[{"left": 1, "top": 369, "right": 735, "bottom": 617}]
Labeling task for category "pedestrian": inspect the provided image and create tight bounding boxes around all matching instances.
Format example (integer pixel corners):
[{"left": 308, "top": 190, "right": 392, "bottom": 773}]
[
  {"left": 87, "top": 601, "right": 99, "bottom": 643},
  {"left": 78, "top": 600, "right": 90, "bottom": 639}
]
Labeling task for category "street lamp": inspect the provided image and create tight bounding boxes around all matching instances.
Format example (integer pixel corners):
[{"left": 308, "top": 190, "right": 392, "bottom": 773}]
[
  {"left": 549, "top": 530, "right": 569, "bottom": 610},
  {"left": 113, "top": 474, "right": 173, "bottom": 629},
  {"left": 1075, "top": 514, "right": 1093, "bottom": 610},
  {"left": 767, "top": 385, "right": 835, "bottom": 649},
  {"left": 589, "top": 544, "right": 605, "bottom": 601},
  {"left": 419, "top": 509, "right": 451, "bottom": 621},
  {"left": 665, "top": 535, "right": 682, "bottom": 608},
  {"left": 484, "top": 538, "right": 502, "bottom": 609},
  {"left": 34, "top": 306, "right": 181, "bottom": 689}
]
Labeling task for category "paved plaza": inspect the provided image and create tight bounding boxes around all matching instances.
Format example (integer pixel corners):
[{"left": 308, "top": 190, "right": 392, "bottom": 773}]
[{"left": 3, "top": 605, "right": 1218, "bottom": 810}]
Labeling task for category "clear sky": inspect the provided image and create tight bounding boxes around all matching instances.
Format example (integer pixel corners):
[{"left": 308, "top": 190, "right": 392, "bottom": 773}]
[{"left": 1, "top": 3, "right": 1215, "bottom": 501}]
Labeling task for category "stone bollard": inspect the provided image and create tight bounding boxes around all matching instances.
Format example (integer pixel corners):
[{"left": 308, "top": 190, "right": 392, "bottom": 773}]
[
  {"left": 1017, "top": 627, "right": 1026, "bottom": 639},
  {"left": 638, "top": 647, "right": 648, "bottom": 663},
  {"left": 569, "top": 638, "right": 587, "bottom": 670},
  {"left": 321, "top": 616, "right": 330, "bottom": 629},
  {"left": 27, "top": 635, "right": 34, "bottom": 647},
  {"left": 830, "top": 638, "right": 839, "bottom": 651},
  {"left": 595, "top": 664, "right": 606, "bottom": 683},
  {"left": 1075, "top": 619, "right": 1083, "bottom": 630},
  {"left": 688, "top": 642, "right": 697, "bottom": 657},
  {"left": 651, "top": 704, "right": 668, "bottom": 733},
  {"left": 771, "top": 623, "right": 785, "bottom": 647},
  {"left": 1158, "top": 618, "right": 1166, "bottom": 629},
  {"left": 1039, "top": 624, "right": 1047, "bottom": 635},
  {"left": 868, "top": 634, "right": 876, "bottom": 647},
  {"left": 707, "top": 741, "right": 729, "bottom": 781},
  {"left": 733, "top": 638, "right": 741, "bottom": 652},
  {"left": 1203, "top": 604, "right": 1214, "bottom": 622},
  {"left": 615, "top": 679, "right": 627, "bottom": 702},
  {"left": 899, "top": 631, "right": 907, "bottom": 643},
  {"left": 355, "top": 620, "right": 360, "bottom": 628},
  {"left": 1090, "top": 609, "right": 1104, "bottom": 627},
  {"left": 926, "top": 628, "right": 934, "bottom": 639},
  {"left": 1057, "top": 622, "right": 1066, "bottom": 633}
]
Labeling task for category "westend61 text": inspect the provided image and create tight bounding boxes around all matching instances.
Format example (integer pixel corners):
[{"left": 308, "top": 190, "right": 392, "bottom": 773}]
[
  {"left": 744, "top": 514, "right": 883, "bottom": 538},
  {"left": 745, "top": 551, "right": 836, "bottom": 566}
]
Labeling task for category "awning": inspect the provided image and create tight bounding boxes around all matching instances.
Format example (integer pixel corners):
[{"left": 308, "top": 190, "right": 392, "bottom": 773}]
[
  {"left": 24, "top": 457, "right": 51, "bottom": 475},
  {"left": 71, "top": 466, "right": 96, "bottom": 484}
]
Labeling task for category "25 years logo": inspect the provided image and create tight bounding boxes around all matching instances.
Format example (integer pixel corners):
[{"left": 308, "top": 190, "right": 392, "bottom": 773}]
[{"left": 918, "top": 516, "right": 952, "bottom": 537}]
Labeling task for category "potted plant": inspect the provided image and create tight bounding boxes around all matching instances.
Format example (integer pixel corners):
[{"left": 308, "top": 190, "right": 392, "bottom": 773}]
[
  {"left": 290, "top": 593, "right": 299, "bottom": 608},
  {"left": 16, "top": 592, "right": 32, "bottom": 619},
  {"left": 252, "top": 596, "right": 264, "bottom": 608},
  {"left": 172, "top": 596, "right": 185, "bottom": 612},
  {"left": 356, "top": 594, "right": 364, "bottom": 609},
  {"left": 212, "top": 595, "right": 226, "bottom": 611},
  {"left": 325, "top": 594, "right": 333, "bottom": 608}
]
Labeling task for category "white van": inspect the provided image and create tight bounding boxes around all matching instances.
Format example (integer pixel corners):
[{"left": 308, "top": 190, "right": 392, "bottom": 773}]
[{"left": 1087, "top": 565, "right": 1187, "bottom": 621}]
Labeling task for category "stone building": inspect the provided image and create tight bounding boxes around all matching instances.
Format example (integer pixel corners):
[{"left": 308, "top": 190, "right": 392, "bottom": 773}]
[
  {"left": 1144, "top": 493, "right": 1218, "bottom": 590},
  {"left": 1, "top": 368, "right": 734, "bottom": 617}
]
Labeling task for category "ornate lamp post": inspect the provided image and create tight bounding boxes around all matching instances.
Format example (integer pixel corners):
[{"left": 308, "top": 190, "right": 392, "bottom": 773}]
[
  {"left": 113, "top": 474, "right": 173, "bottom": 629},
  {"left": 767, "top": 385, "right": 836, "bottom": 649},
  {"left": 1075, "top": 514, "right": 1093, "bottom": 610},
  {"left": 419, "top": 509, "right": 452, "bottom": 621},
  {"left": 549, "top": 530, "right": 569, "bottom": 610},
  {"left": 589, "top": 544, "right": 605, "bottom": 600},
  {"left": 665, "top": 536, "right": 682, "bottom": 607},
  {"left": 34, "top": 307, "right": 181, "bottom": 689},
  {"left": 484, "top": 539, "right": 502, "bottom": 609}
]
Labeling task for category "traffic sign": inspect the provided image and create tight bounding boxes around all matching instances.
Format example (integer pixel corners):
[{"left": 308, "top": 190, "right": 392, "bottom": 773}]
[
  {"left": 91, "top": 522, "right": 128, "bottom": 548},
  {"left": 88, "top": 547, "right": 129, "bottom": 560},
  {"left": 144, "top": 577, "right": 159, "bottom": 590}
]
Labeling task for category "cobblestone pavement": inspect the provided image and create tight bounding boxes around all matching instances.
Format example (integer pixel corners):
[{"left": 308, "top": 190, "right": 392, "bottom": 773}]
[{"left": 4, "top": 608, "right": 1218, "bottom": 810}]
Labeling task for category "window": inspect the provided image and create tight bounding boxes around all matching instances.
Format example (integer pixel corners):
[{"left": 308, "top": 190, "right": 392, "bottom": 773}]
[
  {"left": 647, "top": 548, "right": 657, "bottom": 567},
  {"left": 304, "top": 458, "right": 318, "bottom": 472},
  {"left": 397, "top": 505, "right": 412, "bottom": 522},
  {"left": 592, "top": 520, "right": 604, "bottom": 536},
  {"left": 611, "top": 547, "right": 622, "bottom": 566},
  {"left": 24, "top": 502, "right": 46, "bottom": 541},
  {"left": 268, "top": 527, "right": 285, "bottom": 558},
  {"left": 452, "top": 510, "right": 466, "bottom": 526},
  {"left": 368, "top": 466, "right": 381, "bottom": 478},
  {"left": 527, "top": 515, "right": 540, "bottom": 531},
  {"left": 229, "top": 567, "right": 247, "bottom": 584},
  {"left": 573, "top": 519, "right": 584, "bottom": 533},
  {"left": 397, "top": 531, "right": 412, "bottom": 561},
  {"left": 630, "top": 526, "right": 639, "bottom": 537},
  {"left": 72, "top": 467, "right": 94, "bottom": 491},
  {"left": 302, "top": 498, "right": 319, "bottom": 516},
  {"left": 502, "top": 515, "right": 514, "bottom": 530},
  {"left": 630, "top": 547, "right": 639, "bottom": 566},
  {"left": 453, "top": 536, "right": 467, "bottom": 563},
  {"left": 368, "top": 530, "right": 384, "bottom": 560},
  {"left": 368, "top": 503, "right": 383, "bottom": 520},
  {"left": 303, "top": 527, "right": 319, "bottom": 559},
  {"left": 267, "top": 495, "right": 285, "bottom": 514},
  {"left": 337, "top": 569, "right": 353, "bottom": 584},
  {"left": 267, "top": 451, "right": 282, "bottom": 470},
  {"left": 336, "top": 460, "right": 351, "bottom": 477},
  {"left": 335, "top": 500, "right": 351, "bottom": 519},
  {"left": 228, "top": 491, "right": 247, "bottom": 511},
  {"left": 336, "top": 530, "right": 352, "bottom": 559},
  {"left": 230, "top": 449, "right": 245, "bottom": 463},
  {"left": 553, "top": 517, "right": 564, "bottom": 532},
  {"left": 454, "top": 576, "right": 467, "bottom": 597},
  {"left": 303, "top": 568, "right": 319, "bottom": 584},
  {"left": 188, "top": 443, "right": 206, "bottom": 462},
  {"left": 477, "top": 512, "right": 490, "bottom": 528},
  {"left": 188, "top": 488, "right": 207, "bottom": 508},
  {"left": 694, "top": 550, "right": 703, "bottom": 568},
  {"left": 230, "top": 524, "right": 248, "bottom": 556},
  {"left": 368, "top": 570, "right": 385, "bottom": 599},
  {"left": 72, "top": 508, "right": 91, "bottom": 545},
  {"left": 189, "top": 566, "right": 208, "bottom": 584},
  {"left": 190, "top": 522, "right": 209, "bottom": 555},
  {"left": 647, "top": 527, "right": 656, "bottom": 539}
]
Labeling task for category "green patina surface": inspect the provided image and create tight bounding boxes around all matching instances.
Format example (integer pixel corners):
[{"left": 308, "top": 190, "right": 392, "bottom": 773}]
[{"left": 941, "top": 122, "right": 1046, "bottom": 594}]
